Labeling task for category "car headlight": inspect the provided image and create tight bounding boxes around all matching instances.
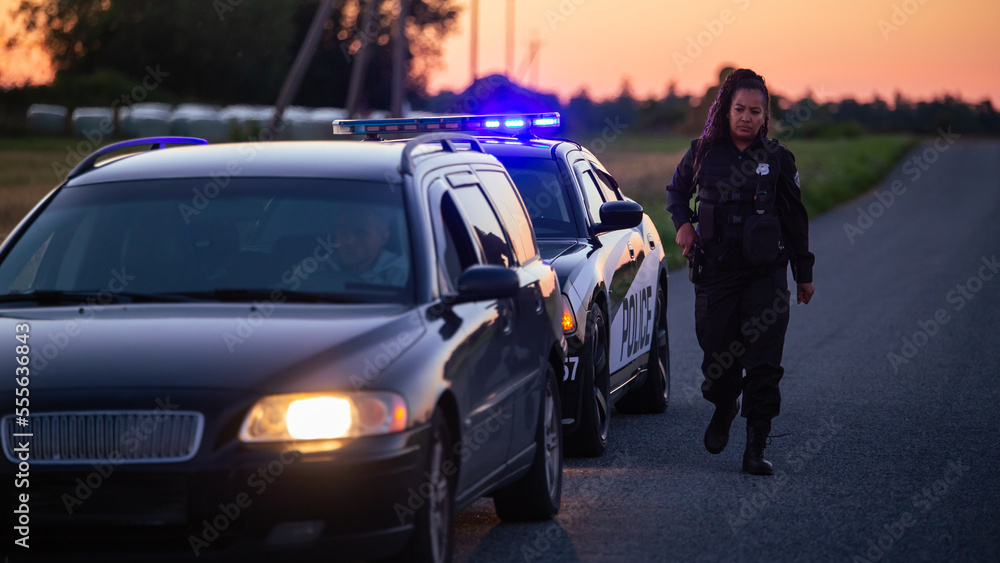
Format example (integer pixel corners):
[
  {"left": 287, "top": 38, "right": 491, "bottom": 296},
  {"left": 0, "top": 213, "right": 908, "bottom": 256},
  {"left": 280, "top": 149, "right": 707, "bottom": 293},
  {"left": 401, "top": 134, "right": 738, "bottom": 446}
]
[
  {"left": 239, "top": 392, "right": 407, "bottom": 442},
  {"left": 561, "top": 294, "right": 577, "bottom": 336}
]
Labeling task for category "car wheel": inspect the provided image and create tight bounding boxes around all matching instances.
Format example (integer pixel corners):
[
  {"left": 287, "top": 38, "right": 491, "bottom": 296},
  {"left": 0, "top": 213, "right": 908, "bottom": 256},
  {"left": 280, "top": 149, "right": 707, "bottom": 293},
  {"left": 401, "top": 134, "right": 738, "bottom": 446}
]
[
  {"left": 565, "top": 304, "right": 610, "bottom": 457},
  {"left": 494, "top": 363, "right": 562, "bottom": 522},
  {"left": 386, "top": 409, "right": 455, "bottom": 563},
  {"left": 616, "top": 282, "right": 670, "bottom": 414}
]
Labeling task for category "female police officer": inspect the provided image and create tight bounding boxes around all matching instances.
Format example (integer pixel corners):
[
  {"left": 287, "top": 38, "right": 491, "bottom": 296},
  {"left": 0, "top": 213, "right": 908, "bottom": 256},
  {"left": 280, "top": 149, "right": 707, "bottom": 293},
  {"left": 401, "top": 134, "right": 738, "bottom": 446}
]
[{"left": 666, "top": 68, "right": 815, "bottom": 475}]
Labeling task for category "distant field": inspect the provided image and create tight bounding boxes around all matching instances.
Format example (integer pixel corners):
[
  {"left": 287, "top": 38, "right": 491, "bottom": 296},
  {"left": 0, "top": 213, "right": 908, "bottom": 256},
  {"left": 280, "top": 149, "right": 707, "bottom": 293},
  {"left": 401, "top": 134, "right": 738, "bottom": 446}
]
[
  {"left": 0, "top": 134, "right": 917, "bottom": 260},
  {"left": 598, "top": 133, "right": 918, "bottom": 270}
]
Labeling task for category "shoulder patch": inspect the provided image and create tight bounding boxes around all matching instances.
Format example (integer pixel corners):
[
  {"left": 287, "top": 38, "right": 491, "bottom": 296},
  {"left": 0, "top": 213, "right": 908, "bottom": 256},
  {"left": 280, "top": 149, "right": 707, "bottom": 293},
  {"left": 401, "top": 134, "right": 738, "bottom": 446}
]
[{"left": 794, "top": 171, "right": 801, "bottom": 188}]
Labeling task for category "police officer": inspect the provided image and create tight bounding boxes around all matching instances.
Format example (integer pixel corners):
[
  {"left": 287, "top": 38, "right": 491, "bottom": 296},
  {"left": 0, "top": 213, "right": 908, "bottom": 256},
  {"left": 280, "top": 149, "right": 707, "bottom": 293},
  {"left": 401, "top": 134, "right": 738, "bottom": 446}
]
[{"left": 666, "top": 68, "right": 815, "bottom": 475}]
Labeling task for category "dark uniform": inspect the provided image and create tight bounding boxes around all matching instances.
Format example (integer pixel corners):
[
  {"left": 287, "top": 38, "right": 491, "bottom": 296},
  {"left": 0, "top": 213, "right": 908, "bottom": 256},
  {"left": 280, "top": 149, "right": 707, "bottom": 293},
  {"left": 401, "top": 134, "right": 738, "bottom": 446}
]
[{"left": 667, "top": 136, "right": 814, "bottom": 422}]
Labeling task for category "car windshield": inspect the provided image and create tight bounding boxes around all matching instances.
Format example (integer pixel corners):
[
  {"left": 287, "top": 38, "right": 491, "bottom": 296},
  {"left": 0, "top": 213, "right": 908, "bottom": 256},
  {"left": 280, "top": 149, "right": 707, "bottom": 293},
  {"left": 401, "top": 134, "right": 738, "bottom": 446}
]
[
  {"left": 0, "top": 178, "right": 413, "bottom": 305},
  {"left": 493, "top": 156, "right": 579, "bottom": 238}
]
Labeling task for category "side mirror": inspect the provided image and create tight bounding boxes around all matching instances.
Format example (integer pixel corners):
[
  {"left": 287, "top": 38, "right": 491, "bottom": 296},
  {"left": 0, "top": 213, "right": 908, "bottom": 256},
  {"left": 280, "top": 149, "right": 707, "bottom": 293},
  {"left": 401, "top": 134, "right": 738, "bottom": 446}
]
[
  {"left": 594, "top": 200, "right": 643, "bottom": 234},
  {"left": 453, "top": 265, "right": 519, "bottom": 303}
]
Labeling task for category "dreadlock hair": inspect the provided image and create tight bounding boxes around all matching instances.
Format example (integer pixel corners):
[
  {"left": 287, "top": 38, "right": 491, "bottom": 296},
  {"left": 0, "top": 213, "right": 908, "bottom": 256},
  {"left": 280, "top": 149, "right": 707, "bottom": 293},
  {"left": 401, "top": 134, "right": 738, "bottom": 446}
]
[{"left": 692, "top": 68, "right": 770, "bottom": 184}]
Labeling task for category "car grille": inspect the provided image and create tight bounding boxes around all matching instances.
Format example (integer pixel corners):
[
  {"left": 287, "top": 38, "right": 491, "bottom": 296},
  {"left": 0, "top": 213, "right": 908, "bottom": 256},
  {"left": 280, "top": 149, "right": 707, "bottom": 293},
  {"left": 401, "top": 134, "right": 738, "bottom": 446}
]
[{"left": 2, "top": 410, "right": 204, "bottom": 465}]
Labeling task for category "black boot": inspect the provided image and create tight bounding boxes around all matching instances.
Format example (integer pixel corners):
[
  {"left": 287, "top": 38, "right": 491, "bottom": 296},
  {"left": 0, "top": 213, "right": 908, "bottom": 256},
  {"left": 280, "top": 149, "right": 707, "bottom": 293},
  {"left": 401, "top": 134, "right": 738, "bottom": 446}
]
[
  {"left": 704, "top": 399, "right": 740, "bottom": 454},
  {"left": 743, "top": 419, "right": 773, "bottom": 475}
]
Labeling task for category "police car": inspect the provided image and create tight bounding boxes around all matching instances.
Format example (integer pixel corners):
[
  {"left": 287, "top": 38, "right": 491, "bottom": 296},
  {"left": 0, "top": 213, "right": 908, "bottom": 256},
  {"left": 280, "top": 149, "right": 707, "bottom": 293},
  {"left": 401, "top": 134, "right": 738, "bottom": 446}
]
[
  {"left": 0, "top": 134, "right": 566, "bottom": 561},
  {"left": 334, "top": 113, "right": 670, "bottom": 456}
]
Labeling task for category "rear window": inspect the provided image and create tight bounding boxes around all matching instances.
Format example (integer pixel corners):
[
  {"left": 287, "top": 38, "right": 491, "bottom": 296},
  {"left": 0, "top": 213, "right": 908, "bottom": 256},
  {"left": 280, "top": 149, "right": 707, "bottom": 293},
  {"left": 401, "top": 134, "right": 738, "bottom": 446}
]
[{"left": 0, "top": 178, "right": 414, "bottom": 304}]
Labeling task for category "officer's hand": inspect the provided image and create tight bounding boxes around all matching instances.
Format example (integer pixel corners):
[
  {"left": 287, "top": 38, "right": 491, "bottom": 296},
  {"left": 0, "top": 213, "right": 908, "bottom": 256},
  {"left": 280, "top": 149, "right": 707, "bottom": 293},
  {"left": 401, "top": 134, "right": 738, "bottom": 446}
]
[
  {"left": 676, "top": 223, "right": 699, "bottom": 259},
  {"left": 797, "top": 282, "right": 815, "bottom": 305}
]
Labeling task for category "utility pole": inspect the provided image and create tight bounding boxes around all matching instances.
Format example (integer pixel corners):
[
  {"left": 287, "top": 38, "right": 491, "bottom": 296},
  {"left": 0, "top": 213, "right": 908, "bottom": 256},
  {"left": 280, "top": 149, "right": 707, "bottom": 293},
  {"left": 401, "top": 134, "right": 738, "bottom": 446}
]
[
  {"left": 346, "top": 0, "right": 381, "bottom": 118},
  {"left": 505, "top": 0, "right": 514, "bottom": 78},
  {"left": 391, "top": 0, "right": 410, "bottom": 117},
  {"left": 268, "top": 0, "right": 337, "bottom": 136},
  {"left": 469, "top": 0, "right": 479, "bottom": 83}
]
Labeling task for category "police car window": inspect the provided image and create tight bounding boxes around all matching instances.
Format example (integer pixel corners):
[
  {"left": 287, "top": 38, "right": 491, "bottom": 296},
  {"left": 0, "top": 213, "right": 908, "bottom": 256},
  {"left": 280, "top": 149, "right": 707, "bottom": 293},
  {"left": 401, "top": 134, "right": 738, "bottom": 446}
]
[
  {"left": 450, "top": 185, "right": 515, "bottom": 268},
  {"left": 592, "top": 167, "right": 621, "bottom": 201},
  {"left": 494, "top": 156, "right": 576, "bottom": 238},
  {"left": 476, "top": 170, "right": 538, "bottom": 264},
  {"left": 578, "top": 169, "right": 606, "bottom": 224}
]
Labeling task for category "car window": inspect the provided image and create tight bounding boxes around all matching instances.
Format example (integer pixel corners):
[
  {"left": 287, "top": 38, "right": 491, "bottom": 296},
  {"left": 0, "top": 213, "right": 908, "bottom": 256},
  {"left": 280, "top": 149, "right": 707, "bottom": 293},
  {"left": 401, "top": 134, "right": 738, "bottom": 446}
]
[
  {"left": 578, "top": 169, "right": 606, "bottom": 224},
  {"left": 0, "top": 178, "right": 414, "bottom": 303},
  {"left": 438, "top": 191, "right": 479, "bottom": 290},
  {"left": 493, "top": 156, "right": 577, "bottom": 238},
  {"left": 477, "top": 170, "right": 538, "bottom": 264},
  {"left": 450, "top": 185, "right": 515, "bottom": 268},
  {"left": 591, "top": 167, "right": 621, "bottom": 202}
]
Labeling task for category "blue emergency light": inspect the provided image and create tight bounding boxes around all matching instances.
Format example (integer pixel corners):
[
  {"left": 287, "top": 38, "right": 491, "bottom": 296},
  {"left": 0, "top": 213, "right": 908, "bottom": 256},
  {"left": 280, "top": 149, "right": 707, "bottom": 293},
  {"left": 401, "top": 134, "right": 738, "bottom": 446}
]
[{"left": 332, "top": 112, "right": 561, "bottom": 136}]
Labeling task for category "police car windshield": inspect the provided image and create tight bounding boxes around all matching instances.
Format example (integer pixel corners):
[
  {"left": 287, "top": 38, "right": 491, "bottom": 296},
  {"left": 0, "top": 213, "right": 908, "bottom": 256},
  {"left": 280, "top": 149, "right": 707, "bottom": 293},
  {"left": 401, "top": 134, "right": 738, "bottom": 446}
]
[
  {"left": 492, "top": 156, "right": 579, "bottom": 238},
  {"left": 0, "top": 178, "right": 414, "bottom": 305}
]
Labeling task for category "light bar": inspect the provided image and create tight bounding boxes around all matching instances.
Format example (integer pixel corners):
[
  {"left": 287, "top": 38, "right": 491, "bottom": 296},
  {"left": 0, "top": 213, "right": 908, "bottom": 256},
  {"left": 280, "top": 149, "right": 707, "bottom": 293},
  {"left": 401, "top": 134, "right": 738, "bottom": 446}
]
[{"left": 332, "top": 112, "right": 560, "bottom": 136}]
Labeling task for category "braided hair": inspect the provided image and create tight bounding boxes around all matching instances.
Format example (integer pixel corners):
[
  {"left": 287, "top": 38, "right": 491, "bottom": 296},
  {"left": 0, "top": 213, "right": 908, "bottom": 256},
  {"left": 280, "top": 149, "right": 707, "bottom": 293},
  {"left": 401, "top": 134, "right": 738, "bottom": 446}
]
[{"left": 692, "top": 68, "right": 770, "bottom": 183}]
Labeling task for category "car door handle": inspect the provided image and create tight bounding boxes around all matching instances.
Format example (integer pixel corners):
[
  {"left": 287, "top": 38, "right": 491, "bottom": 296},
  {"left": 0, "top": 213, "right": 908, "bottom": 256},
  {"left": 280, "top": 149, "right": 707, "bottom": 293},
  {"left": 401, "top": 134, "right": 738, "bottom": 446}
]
[
  {"left": 498, "top": 300, "right": 514, "bottom": 334},
  {"left": 628, "top": 241, "right": 635, "bottom": 260},
  {"left": 533, "top": 286, "right": 544, "bottom": 314}
]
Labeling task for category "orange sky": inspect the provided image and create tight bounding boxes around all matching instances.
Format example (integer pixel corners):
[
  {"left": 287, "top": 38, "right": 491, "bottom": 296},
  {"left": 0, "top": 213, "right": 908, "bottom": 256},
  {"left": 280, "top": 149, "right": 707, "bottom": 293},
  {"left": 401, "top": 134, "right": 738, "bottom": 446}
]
[
  {"left": 2, "top": 0, "right": 998, "bottom": 105},
  {"left": 429, "top": 0, "right": 1000, "bottom": 104}
]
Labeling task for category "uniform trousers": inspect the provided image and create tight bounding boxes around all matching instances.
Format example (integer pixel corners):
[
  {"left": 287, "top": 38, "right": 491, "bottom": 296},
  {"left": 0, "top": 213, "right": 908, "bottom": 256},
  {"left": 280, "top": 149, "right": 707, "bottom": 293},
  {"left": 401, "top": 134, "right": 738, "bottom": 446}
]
[{"left": 694, "top": 261, "right": 791, "bottom": 421}]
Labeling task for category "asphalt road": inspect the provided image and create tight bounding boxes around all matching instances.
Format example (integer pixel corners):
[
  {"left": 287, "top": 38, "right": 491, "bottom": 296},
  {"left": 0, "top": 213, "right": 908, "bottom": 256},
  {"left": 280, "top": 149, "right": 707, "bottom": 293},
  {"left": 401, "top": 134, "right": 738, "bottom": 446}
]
[{"left": 451, "top": 139, "right": 1000, "bottom": 562}]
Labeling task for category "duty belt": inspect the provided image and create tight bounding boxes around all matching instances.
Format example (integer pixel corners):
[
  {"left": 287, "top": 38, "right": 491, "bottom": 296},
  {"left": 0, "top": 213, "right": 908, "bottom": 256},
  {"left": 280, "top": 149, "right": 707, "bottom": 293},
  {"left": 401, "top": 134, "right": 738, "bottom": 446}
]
[{"left": 698, "top": 188, "right": 752, "bottom": 203}]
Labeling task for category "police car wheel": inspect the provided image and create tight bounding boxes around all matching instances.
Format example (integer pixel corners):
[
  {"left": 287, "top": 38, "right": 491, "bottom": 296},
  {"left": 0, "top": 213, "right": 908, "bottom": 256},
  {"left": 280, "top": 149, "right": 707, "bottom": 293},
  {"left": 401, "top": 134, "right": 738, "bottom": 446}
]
[
  {"left": 385, "top": 409, "right": 455, "bottom": 563},
  {"left": 616, "top": 282, "right": 670, "bottom": 414},
  {"left": 565, "top": 304, "right": 610, "bottom": 457},
  {"left": 494, "top": 363, "right": 562, "bottom": 522}
]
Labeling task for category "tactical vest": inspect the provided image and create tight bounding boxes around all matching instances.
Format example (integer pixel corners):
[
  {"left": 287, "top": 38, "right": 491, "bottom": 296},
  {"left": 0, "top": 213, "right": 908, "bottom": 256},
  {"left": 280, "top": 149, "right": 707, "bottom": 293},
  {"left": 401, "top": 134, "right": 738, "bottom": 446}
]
[{"left": 695, "top": 142, "right": 784, "bottom": 266}]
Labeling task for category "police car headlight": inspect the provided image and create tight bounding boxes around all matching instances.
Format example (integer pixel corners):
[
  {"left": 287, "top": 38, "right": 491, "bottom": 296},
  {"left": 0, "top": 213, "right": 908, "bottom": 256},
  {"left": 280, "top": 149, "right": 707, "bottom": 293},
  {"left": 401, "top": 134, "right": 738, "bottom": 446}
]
[
  {"left": 561, "top": 294, "right": 577, "bottom": 336},
  {"left": 239, "top": 392, "right": 407, "bottom": 442}
]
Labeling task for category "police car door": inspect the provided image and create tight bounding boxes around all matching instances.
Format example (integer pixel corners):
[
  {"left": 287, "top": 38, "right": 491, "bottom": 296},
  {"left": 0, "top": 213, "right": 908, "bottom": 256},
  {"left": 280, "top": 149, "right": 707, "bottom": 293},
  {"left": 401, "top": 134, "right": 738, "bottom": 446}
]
[{"left": 575, "top": 161, "right": 651, "bottom": 386}]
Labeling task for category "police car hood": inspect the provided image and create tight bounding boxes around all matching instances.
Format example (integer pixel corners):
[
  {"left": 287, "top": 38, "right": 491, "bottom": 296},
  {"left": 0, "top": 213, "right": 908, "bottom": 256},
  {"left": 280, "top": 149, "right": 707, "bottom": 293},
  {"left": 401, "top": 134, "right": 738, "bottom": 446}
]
[
  {"left": 538, "top": 240, "right": 592, "bottom": 282},
  {"left": 0, "top": 303, "right": 425, "bottom": 394}
]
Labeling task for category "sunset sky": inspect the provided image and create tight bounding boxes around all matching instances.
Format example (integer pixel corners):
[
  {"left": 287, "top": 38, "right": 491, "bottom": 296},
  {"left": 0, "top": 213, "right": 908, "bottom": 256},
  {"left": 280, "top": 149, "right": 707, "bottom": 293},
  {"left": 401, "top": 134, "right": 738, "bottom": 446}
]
[
  {"left": 2, "top": 0, "right": 997, "bottom": 105},
  {"left": 428, "top": 0, "right": 1000, "bottom": 104}
]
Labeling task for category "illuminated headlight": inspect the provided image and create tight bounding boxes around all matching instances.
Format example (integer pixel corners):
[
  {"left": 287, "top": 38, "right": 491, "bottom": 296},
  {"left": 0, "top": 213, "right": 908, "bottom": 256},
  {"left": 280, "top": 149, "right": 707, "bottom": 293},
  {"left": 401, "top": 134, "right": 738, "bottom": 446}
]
[
  {"left": 239, "top": 392, "right": 407, "bottom": 442},
  {"left": 561, "top": 294, "right": 577, "bottom": 335}
]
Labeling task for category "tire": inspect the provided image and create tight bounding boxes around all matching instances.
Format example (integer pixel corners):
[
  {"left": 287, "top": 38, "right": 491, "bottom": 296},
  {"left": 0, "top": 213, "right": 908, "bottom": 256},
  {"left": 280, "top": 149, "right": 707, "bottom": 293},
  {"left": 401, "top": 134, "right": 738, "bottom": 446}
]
[
  {"left": 493, "top": 364, "right": 562, "bottom": 522},
  {"left": 616, "top": 281, "right": 670, "bottom": 414},
  {"left": 385, "top": 409, "right": 455, "bottom": 563},
  {"left": 565, "top": 304, "right": 610, "bottom": 457}
]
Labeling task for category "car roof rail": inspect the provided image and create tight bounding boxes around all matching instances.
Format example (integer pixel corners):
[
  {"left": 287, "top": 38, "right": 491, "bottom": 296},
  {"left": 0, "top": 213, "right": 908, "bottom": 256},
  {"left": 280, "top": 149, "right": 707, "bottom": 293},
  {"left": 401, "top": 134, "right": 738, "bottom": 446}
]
[
  {"left": 66, "top": 136, "right": 209, "bottom": 180},
  {"left": 400, "top": 133, "right": 486, "bottom": 176}
]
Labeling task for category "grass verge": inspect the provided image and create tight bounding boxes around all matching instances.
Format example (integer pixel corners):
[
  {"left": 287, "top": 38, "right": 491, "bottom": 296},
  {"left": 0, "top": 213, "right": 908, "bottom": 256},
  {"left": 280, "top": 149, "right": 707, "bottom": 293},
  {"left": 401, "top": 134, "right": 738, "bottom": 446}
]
[{"left": 598, "top": 134, "right": 918, "bottom": 270}]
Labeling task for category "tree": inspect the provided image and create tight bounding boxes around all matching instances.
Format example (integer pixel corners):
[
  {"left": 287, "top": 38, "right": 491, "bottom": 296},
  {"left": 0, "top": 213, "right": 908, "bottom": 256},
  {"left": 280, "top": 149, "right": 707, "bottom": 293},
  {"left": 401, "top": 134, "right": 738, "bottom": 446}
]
[{"left": 12, "top": 0, "right": 461, "bottom": 107}]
